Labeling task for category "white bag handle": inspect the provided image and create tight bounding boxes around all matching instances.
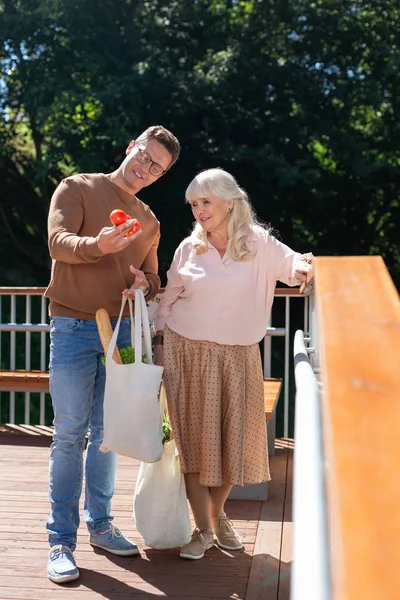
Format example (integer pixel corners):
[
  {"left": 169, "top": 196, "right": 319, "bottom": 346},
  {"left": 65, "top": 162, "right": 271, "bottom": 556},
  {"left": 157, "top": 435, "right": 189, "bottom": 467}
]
[
  {"left": 134, "top": 289, "right": 153, "bottom": 364},
  {"left": 106, "top": 291, "right": 153, "bottom": 365}
]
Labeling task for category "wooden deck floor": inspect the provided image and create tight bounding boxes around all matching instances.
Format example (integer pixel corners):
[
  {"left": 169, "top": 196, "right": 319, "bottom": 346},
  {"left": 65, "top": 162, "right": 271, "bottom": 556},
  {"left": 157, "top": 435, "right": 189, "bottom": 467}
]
[{"left": 0, "top": 427, "right": 293, "bottom": 600}]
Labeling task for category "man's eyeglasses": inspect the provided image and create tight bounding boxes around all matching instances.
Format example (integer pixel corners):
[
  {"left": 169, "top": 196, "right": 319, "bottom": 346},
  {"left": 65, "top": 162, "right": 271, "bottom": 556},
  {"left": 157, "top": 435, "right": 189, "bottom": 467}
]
[{"left": 136, "top": 146, "right": 166, "bottom": 177}]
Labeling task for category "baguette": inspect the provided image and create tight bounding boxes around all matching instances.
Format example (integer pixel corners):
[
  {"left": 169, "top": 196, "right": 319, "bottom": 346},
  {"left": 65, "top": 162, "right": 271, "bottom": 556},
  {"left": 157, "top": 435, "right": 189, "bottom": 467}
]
[{"left": 95, "top": 308, "right": 123, "bottom": 364}]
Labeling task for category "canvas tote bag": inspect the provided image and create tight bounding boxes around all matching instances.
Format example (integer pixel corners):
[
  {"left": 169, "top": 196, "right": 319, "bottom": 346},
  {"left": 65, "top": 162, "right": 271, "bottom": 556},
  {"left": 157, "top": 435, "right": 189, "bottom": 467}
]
[
  {"left": 133, "top": 438, "right": 192, "bottom": 549},
  {"left": 100, "top": 290, "right": 164, "bottom": 462},
  {"left": 133, "top": 387, "right": 191, "bottom": 549}
]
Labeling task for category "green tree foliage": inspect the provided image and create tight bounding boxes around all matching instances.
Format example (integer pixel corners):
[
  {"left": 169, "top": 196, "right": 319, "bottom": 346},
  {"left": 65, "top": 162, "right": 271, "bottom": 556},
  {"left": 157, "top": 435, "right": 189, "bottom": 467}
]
[{"left": 0, "top": 0, "right": 399, "bottom": 286}]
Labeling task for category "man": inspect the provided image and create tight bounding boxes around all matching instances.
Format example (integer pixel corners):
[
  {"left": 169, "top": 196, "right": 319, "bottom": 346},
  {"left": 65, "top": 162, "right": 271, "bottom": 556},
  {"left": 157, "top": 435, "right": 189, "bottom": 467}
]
[{"left": 45, "top": 125, "right": 180, "bottom": 584}]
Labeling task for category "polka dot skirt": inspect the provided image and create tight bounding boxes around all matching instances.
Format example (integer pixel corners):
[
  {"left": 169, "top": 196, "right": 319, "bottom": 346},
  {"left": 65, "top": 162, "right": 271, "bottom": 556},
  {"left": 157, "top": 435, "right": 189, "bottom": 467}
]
[{"left": 162, "top": 326, "right": 271, "bottom": 487}]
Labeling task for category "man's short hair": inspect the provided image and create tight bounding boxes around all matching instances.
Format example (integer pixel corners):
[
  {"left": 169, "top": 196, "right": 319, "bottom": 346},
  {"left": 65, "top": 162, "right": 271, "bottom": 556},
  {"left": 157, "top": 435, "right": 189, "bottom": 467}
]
[{"left": 136, "top": 125, "right": 181, "bottom": 169}]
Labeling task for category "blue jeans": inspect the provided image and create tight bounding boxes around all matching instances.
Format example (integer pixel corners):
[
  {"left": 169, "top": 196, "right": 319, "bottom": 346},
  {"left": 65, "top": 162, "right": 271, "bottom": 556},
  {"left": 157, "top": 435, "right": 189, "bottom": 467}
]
[{"left": 46, "top": 316, "right": 132, "bottom": 550}]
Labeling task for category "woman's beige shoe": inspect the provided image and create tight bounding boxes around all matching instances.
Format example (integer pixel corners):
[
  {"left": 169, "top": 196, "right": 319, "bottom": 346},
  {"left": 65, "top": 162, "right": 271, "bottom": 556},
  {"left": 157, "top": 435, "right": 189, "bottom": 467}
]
[
  {"left": 212, "top": 513, "right": 243, "bottom": 550},
  {"left": 180, "top": 528, "right": 214, "bottom": 560}
]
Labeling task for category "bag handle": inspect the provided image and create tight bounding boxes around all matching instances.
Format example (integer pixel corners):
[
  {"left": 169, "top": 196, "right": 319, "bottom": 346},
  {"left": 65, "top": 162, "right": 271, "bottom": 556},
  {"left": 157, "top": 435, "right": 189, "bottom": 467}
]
[
  {"left": 128, "top": 297, "right": 135, "bottom": 346},
  {"left": 106, "top": 296, "right": 127, "bottom": 365},
  {"left": 106, "top": 292, "right": 154, "bottom": 366},
  {"left": 134, "top": 289, "right": 153, "bottom": 364}
]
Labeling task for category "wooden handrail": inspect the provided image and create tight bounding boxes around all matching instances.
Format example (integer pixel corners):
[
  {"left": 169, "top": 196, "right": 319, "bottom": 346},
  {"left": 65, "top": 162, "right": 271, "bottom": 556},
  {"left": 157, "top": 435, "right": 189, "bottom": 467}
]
[
  {"left": 315, "top": 256, "right": 400, "bottom": 600},
  {"left": 0, "top": 286, "right": 302, "bottom": 297},
  {"left": 0, "top": 287, "right": 47, "bottom": 295}
]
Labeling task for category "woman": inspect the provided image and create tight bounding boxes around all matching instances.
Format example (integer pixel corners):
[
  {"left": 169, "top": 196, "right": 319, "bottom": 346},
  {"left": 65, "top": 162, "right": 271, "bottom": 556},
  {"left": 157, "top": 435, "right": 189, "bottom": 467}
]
[{"left": 152, "top": 168, "right": 314, "bottom": 560}]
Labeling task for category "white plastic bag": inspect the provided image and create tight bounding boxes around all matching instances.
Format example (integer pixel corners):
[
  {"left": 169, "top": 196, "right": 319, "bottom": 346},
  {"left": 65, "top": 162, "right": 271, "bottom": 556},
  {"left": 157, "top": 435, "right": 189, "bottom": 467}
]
[
  {"left": 101, "top": 290, "right": 163, "bottom": 462},
  {"left": 133, "top": 438, "right": 192, "bottom": 549}
]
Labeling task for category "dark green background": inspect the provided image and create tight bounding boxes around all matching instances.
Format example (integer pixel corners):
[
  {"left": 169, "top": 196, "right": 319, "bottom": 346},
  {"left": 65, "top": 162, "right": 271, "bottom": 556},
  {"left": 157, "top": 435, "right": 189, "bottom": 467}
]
[{"left": 1, "top": 0, "right": 399, "bottom": 431}]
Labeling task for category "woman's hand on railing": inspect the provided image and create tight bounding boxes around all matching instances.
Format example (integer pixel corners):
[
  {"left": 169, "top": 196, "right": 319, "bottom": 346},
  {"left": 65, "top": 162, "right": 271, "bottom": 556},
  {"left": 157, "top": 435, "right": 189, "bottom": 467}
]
[{"left": 294, "top": 253, "right": 315, "bottom": 284}]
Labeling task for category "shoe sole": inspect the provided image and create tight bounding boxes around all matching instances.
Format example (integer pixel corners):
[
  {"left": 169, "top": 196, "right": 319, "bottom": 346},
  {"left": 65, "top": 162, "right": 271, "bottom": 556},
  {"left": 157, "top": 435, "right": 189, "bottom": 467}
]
[
  {"left": 180, "top": 541, "right": 214, "bottom": 560},
  {"left": 214, "top": 537, "right": 243, "bottom": 551},
  {"left": 90, "top": 541, "right": 140, "bottom": 556},
  {"left": 48, "top": 571, "right": 80, "bottom": 584}
]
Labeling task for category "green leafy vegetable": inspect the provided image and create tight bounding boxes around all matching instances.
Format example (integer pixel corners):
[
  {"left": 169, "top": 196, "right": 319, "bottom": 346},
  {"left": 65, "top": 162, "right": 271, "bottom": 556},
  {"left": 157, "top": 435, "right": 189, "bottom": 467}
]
[
  {"left": 162, "top": 412, "right": 171, "bottom": 444},
  {"left": 101, "top": 346, "right": 146, "bottom": 365}
]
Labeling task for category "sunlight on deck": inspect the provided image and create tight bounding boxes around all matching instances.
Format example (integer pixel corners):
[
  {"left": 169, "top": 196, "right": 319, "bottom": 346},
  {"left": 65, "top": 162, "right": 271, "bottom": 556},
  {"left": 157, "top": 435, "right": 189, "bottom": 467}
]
[{"left": 0, "top": 433, "right": 293, "bottom": 600}]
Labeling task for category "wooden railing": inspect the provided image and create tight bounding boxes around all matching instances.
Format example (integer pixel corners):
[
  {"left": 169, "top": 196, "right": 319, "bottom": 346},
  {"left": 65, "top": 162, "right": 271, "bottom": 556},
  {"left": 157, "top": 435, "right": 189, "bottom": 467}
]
[
  {"left": 0, "top": 286, "right": 306, "bottom": 429},
  {"left": 316, "top": 256, "right": 400, "bottom": 600}
]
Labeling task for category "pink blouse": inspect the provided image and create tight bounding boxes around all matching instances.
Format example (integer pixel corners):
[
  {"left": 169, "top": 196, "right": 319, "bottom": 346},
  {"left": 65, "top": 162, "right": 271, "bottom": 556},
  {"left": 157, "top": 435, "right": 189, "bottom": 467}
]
[{"left": 153, "top": 228, "right": 306, "bottom": 346}]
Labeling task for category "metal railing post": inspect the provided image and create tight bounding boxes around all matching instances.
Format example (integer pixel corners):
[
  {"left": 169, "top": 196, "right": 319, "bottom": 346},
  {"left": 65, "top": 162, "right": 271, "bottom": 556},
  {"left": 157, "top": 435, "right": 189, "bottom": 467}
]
[{"left": 292, "top": 329, "right": 330, "bottom": 600}]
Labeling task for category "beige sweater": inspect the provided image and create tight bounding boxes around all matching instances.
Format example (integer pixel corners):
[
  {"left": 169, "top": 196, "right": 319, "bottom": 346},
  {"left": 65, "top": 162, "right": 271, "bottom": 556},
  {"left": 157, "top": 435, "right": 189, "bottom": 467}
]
[{"left": 45, "top": 173, "right": 161, "bottom": 319}]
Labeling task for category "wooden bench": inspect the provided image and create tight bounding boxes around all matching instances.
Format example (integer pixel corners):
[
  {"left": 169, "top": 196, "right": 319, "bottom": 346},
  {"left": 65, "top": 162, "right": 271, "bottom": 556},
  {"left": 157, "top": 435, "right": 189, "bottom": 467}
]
[
  {"left": 229, "top": 377, "right": 282, "bottom": 501},
  {"left": 0, "top": 372, "right": 282, "bottom": 406},
  {"left": 0, "top": 372, "right": 282, "bottom": 412},
  {"left": 264, "top": 377, "right": 282, "bottom": 421},
  {"left": 264, "top": 377, "right": 282, "bottom": 457},
  {"left": 0, "top": 370, "right": 50, "bottom": 393},
  {"left": 1, "top": 370, "right": 282, "bottom": 501}
]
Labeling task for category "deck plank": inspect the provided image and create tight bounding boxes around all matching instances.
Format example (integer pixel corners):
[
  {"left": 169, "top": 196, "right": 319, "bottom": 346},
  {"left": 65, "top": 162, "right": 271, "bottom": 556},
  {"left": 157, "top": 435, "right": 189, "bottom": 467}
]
[
  {"left": 245, "top": 442, "right": 293, "bottom": 600},
  {"left": 0, "top": 434, "right": 292, "bottom": 600},
  {"left": 278, "top": 446, "right": 293, "bottom": 600}
]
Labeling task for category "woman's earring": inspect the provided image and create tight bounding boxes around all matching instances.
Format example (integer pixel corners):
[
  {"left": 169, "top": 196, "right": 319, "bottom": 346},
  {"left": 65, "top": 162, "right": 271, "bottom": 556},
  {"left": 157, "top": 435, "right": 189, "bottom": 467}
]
[{"left": 228, "top": 207, "right": 232, "bottom": 212}]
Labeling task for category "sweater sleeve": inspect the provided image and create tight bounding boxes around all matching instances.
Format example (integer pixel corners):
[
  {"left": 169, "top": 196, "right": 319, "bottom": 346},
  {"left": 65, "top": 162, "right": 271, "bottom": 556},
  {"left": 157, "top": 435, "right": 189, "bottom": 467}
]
[
  {"left": 153, "top": 244, "right": 185, "bottom": 331},
  {"left": 266, "top": 233, "right": 306, "bottom": 286},
  {"left": 48, "top": 178, "right": 105, "bottom": 264}
]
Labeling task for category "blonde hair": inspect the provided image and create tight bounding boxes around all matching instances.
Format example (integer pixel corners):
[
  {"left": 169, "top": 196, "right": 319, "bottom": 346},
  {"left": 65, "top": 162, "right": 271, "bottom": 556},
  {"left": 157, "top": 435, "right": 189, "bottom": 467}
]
[{"left": 185, "top": 168, "right": 268, "bottom": 262}]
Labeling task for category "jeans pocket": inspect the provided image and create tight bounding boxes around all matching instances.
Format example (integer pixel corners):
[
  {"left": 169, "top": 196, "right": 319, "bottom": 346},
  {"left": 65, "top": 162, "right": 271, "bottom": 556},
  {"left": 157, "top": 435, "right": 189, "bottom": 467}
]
[{"left": 50, "top": 317, "right": 82, "bottom": 333}]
